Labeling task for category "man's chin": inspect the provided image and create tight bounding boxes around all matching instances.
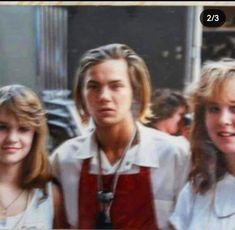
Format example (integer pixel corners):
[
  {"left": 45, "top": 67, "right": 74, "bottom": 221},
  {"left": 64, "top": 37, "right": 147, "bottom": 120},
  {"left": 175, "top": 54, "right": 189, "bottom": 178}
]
[{"left": 95, "top": 118, "right": 117, "bottom": 128}]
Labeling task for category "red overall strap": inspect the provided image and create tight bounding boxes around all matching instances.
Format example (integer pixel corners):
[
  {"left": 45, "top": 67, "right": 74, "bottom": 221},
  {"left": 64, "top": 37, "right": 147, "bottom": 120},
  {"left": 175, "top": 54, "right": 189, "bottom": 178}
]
[{"left": 78, "top": 159, "right": 158, "bottom": 229}]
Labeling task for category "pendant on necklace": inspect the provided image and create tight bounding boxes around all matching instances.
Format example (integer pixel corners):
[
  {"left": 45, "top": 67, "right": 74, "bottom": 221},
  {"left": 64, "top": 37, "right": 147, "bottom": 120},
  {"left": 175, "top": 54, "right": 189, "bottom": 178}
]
[{"left": 97, "top": 190, "right": 114, "bottom": 204}]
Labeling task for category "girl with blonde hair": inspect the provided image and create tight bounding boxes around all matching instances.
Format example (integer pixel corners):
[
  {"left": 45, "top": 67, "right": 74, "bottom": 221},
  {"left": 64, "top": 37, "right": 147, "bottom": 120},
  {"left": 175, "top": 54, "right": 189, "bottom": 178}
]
[
  {"left": 170, "top": 58, "right": 235, "bottom": 229},
  {"left": 0, "top": 84, "right": 67, "bottom": 229}
]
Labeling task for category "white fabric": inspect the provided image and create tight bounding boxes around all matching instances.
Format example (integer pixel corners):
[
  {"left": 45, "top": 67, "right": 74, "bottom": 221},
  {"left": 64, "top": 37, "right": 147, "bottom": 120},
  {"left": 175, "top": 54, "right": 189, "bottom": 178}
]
[
  {"left": 151, "top": 129, "right": 190, "bottom": 153},
  {"left": 0, "top": 182, "right": 54, "bottom": 229},
  {"left": 50, "top": 123, "right": 190, "bottom": 229},
  {"left": 169, "top": 173, "right": 235, "bottom": 230}
]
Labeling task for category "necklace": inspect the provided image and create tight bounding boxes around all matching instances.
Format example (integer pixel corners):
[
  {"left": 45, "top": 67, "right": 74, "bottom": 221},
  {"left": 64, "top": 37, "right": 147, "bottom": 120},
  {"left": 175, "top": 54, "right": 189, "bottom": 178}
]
[
  {"left": 12, "top": 190, "right": 30, "bottom": 229},
  {"left": 95, "top": 126, "right": 138, "bottom": 228},
  {"left": 0, "top": 190, "right": 25, "bottom": 226}
]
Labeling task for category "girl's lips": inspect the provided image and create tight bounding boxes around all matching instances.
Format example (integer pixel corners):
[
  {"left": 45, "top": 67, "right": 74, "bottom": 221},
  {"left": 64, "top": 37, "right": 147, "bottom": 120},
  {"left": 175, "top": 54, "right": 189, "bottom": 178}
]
[
  {"left": 2, "top": 146, "right": 21, "bottom": 152},
  {"left": 218, "top": 132, "right": 235, "bottom": 137}
]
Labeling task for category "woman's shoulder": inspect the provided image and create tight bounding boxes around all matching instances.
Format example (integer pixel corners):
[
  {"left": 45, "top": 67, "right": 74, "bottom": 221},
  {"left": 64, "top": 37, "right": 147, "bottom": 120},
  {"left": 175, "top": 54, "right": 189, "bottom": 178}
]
[{"left": 214, "top": 174, "right": 235, "bottom": 218}]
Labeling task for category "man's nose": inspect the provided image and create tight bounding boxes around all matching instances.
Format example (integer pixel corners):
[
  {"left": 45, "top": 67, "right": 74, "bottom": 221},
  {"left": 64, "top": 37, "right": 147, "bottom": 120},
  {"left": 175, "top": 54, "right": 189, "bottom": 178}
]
[{"left": 99, "top": 87, "right": 111, "bottom": 101}]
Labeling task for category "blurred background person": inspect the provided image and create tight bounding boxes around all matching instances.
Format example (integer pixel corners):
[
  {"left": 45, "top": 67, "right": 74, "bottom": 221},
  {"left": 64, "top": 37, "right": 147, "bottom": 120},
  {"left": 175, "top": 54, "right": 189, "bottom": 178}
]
[
  {"left": 178, "top": 112, "right": 193, "bottom": 140},
  {"left": 145, "top": 88, "right": 191, "bottom": 151},
  {"left": 147, "top": 88, "right": 189, "bottom": 136}
]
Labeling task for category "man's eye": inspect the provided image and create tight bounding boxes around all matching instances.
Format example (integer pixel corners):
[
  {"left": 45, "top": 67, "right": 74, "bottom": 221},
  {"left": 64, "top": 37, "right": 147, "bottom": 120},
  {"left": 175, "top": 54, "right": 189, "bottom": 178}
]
[
  {"left": 230, "top": 106, "right": 235, "bottom": 113},
  {"left": 87, "top": 84, "right": 99, "bottom": 90},
  {"left": 111, "top": 84, "right": 123, "bottom": 89}
]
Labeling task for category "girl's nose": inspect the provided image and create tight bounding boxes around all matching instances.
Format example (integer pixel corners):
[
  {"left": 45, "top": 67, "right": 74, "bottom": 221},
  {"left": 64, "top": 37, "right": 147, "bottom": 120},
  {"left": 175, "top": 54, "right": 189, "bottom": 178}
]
[
  {"left": 219, "top": 110, "right": 233, "bottom": 126},
  {"left": 6, "top": 130, "right": 19, "bottom": 142}
]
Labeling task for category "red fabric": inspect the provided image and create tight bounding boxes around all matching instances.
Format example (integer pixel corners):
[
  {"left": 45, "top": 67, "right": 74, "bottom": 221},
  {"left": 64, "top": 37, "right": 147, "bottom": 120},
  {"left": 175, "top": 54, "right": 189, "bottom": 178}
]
[{"left": 78, "top": 159, "right": 158, "bottom": 229}]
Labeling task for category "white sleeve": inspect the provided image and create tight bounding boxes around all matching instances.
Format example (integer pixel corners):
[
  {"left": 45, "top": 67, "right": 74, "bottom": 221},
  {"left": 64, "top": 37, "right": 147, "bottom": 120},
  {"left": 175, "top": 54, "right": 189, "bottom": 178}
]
[
  {"left": 169, "top": 183, "right": 194, "bottom": 230},
  {"left": 49, "top": 141, "right": 81, "bottom": 227},
  {"left": 170, "top": 137, "right": 191, "bottom": 200},
  {"left": 50, "top": 147, "right": 62, "bottom": 183},
  {"left": 173, "top": 140, "right": 191, "bottom": 197}
]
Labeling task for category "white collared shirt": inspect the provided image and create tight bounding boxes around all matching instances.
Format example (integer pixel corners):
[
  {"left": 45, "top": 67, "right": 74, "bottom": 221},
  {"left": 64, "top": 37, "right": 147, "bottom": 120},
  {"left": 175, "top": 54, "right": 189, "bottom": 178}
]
[
  {"left": 50, "top": 123, "right": 190, "bottom": 229},
  {"left": 170, "top": 173, "right": 235, "bottom": 230}
]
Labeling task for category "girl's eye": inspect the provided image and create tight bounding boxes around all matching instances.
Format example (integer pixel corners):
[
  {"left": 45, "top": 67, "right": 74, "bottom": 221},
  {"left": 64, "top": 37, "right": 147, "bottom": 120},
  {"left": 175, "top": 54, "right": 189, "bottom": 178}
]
[
  {"left": 207, "top": 105, "right": 220, "bottom": 113},
  {"left": 19, "top": 126, "right": 31, "bottom": 133}
]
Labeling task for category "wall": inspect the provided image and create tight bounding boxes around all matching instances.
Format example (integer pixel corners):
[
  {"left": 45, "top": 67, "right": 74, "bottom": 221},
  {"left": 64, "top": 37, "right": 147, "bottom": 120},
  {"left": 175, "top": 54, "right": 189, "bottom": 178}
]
[
  {"left": 67, "top": 6, "right": 188, "bottom": 91},
  {"left": 0, "top": 6, "right": 37, "bottom": 91}
]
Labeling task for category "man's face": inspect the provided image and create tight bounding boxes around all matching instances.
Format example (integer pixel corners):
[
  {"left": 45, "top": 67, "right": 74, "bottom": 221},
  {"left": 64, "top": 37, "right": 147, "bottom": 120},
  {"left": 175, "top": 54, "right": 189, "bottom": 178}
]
[{"left": 83, "top": 59, "right": 134, "bottom": 128}]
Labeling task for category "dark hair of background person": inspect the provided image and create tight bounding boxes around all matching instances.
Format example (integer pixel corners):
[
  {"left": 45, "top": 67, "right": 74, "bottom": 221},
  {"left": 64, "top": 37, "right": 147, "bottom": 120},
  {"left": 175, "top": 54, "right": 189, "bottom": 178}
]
[{"left": 146, "top": 88, "right": 188, "bottom": 127}]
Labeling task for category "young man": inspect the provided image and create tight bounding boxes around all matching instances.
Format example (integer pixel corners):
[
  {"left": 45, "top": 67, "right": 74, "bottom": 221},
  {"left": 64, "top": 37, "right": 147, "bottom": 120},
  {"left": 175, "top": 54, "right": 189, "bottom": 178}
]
[{"left": 50, "top": 43, "right": 190, "bottom": 229}]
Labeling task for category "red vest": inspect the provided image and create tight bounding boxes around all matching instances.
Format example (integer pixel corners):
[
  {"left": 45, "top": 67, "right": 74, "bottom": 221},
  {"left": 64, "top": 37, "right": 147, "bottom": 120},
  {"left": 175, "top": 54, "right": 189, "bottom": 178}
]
[{"left": 78, "top": 159, "right": 158, "bottom": 229}]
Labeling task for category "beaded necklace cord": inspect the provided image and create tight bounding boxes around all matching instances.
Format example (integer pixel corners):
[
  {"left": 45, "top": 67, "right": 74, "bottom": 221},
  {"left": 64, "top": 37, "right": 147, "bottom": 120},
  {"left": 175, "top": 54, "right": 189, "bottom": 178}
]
[{"left": 0, "top": 189, "right": 25, "bottom": 223}]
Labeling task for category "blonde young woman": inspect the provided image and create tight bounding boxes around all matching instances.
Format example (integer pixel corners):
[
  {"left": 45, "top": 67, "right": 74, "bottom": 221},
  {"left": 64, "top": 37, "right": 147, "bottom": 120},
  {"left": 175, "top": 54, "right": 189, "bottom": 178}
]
[
  {"left": 0, "top": 85, "right": 67, "bottom": 229},
  {"left": 170, "top": 58, "right": 235, "bottom": 229}
]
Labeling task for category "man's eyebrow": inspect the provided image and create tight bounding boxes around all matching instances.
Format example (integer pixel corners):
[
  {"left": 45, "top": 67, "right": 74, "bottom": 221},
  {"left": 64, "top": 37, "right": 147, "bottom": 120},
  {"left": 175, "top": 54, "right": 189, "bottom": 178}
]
[
  {"left": 87, "top": 80, "right": 99, "bottom": 84},
  {"left": 109, "top": 80, "right": 123, "bottom": 83},
  {"left": 87, "top": 79, "right": 123, "bottom": 84}
]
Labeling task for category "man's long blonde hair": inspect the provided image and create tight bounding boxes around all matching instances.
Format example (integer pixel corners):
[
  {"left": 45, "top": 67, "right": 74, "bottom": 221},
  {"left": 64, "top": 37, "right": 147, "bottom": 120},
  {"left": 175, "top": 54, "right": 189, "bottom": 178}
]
[{"left": 73, "top": 43, "right": 152, "bottom": 124}]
